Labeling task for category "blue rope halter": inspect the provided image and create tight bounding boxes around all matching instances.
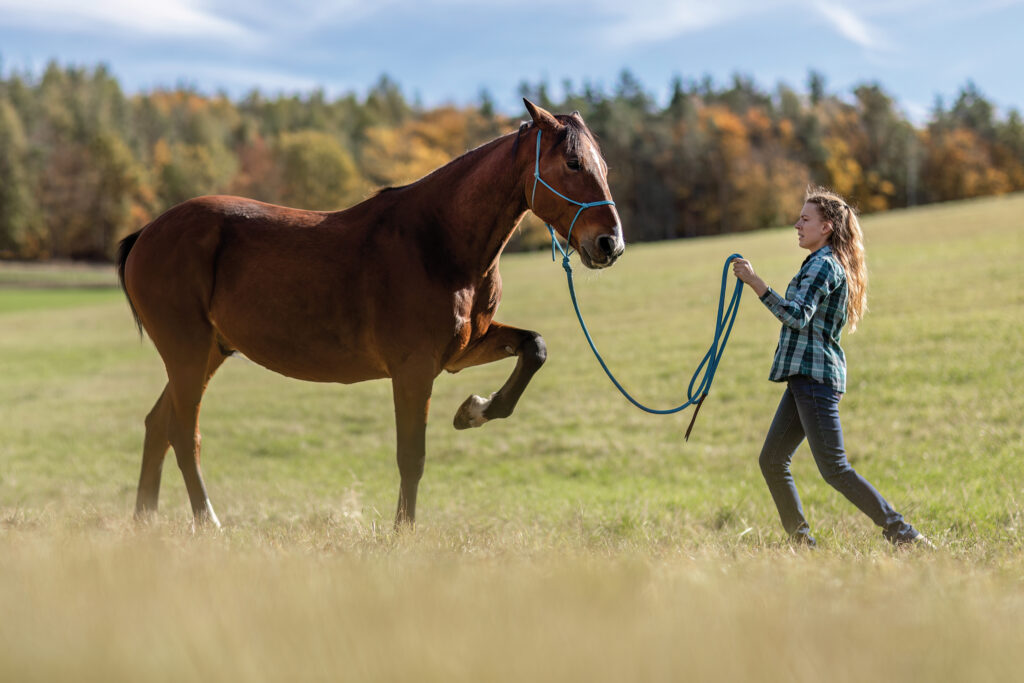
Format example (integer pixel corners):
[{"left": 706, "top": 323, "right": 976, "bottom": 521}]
[
  {"left": 529, "top": 127, "right": 745, "bottom": 439},
  {"left": 530, "top": 129, "right": 615, "bottom": 261}
]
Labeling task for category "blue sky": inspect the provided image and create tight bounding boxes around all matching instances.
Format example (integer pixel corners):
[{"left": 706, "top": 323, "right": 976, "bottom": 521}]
[{"left": 1, "top": 0, "right": 1022, "bottom": 123}]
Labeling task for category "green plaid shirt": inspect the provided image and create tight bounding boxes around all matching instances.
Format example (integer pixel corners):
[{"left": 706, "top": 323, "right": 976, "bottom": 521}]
[{"left": 759, "top": 245, "right": 848, "bottom": 393}]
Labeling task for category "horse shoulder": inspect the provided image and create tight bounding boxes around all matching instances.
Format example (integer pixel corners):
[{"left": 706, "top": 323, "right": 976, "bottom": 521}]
[{"left": 453, "top": 268, "right": 503, "bottom": 343}]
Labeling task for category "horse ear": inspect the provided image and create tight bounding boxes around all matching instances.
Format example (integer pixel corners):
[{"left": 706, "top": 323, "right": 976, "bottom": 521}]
[{"left": 523, "top": 98, "right": 562, "bottom": 132}]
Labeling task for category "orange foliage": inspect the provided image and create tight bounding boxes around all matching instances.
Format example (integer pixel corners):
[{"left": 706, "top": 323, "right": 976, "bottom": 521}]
[
  {"left": 922, "top": 128, "right": 1011, "bottom": 200},
  {"left": 822, "top": 136, "right": 862, "bottom": 199}
]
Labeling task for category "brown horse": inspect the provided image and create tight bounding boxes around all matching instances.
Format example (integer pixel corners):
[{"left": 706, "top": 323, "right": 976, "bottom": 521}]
[{"left": 116, "top": 99, "right": 624, "bottom": 528}]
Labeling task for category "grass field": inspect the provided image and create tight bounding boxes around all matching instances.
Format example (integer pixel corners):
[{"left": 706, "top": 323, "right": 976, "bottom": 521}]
[{"left": 1, "top": 195, "right": 1022, "bottom": 681}]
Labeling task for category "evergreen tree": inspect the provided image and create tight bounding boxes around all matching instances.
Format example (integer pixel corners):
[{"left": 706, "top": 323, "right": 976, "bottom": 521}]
[{"left": 0, "top": 98, "right": 41, "bottom": 257}]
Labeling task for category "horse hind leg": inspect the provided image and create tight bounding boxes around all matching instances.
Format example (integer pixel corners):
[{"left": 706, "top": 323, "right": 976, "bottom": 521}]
[
  {"left": 149, "top": 342, "right": 228, "bottom": 528},
  {"left": 134, "top": 386, "right": 172, "bottom": 520}
]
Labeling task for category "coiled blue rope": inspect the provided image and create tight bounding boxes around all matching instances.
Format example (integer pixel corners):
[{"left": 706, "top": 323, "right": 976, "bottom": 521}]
[{"left": 550, "top": 231, "right": 744, "bottom": 429}]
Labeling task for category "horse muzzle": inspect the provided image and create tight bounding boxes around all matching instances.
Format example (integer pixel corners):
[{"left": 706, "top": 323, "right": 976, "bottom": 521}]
[{"left": 579, "top": 233, "right": 625, "bottom": 269}]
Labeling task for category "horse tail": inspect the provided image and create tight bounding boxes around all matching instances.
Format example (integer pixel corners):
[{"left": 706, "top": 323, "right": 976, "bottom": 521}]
[{"left": 116, "top": 230, "right": 144, "bottom": 337}]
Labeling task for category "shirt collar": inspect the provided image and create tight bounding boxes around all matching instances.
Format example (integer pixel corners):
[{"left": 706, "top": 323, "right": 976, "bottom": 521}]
[{"left": 802, "top": 244, "right": 833, "bottom": 266}]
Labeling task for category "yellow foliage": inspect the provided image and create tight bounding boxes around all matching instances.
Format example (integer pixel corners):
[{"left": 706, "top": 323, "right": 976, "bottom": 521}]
[
  {"left": 701, "top": 106, "right": 749, "bottom": 161},
  {"left": 776, "top": 118, "right": 795, "bottom": 144},
  {"left": 152, "top": 138, "right": 172, "bottom": 167},
  {"left": 744, "top": 109, "right": 772, "bottom": 140},
  {"left": 362, "top": 118, "right": 459, "bottom": 188},
  {"left": 822, "top": 136, "right": 862, "bottom": 198},
  {"left": 923, "top": 127, "right": 1012, "bottom": 200}
]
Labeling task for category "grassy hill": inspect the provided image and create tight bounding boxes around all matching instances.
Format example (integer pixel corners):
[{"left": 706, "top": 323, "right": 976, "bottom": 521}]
[{"left": 1, "top": 194, "right": 1021, "bottom": 681}]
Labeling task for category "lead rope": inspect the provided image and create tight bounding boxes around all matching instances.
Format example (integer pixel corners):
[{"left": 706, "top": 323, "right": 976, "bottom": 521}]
[
  {"left": 530, "top": 127, "right": 744, "bottom": 439},
  {"left": 553, "top": 245, "right": 744, "bottom": 440}
]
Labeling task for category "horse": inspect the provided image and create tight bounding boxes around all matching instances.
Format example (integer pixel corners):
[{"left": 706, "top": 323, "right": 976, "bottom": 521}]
[{"left": 116, "top": 99, "right": 624, "bottom": 528}]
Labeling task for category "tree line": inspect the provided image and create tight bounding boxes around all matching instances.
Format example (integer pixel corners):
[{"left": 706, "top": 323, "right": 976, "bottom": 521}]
[{"left": 1, "top": 62, "right": 1022, "bottom": 260}]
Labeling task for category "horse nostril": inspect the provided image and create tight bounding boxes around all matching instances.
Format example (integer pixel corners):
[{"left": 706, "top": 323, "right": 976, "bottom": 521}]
[{"left": 596, "top": 235, "right": 619, "bottom": 257}]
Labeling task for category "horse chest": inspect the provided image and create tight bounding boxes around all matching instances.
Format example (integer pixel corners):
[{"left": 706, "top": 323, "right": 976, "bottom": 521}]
[{"left": 450, "top": 284, "right": 500, "bottom": 347}]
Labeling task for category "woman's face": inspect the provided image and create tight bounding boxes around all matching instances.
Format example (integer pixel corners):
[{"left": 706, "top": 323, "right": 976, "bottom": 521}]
[{"left": 794, "top": 202, "right": 832, "bottom": 251}]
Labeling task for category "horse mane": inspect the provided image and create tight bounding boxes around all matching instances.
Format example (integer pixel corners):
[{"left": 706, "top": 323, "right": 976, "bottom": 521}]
[
  {"left": 375, "top": 112, "right": 599, "bottom": 198},
  {"left": 512, "top": 113, "right": 597, "bottom": 160},
  {"left": 373, "top": 131, "right": 520, "bottom": 197}
]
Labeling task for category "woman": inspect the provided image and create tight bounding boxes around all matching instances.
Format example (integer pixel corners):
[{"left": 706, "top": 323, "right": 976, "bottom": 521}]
[{"left": 732, "top": 187, "right": 931, "bottom": 548}]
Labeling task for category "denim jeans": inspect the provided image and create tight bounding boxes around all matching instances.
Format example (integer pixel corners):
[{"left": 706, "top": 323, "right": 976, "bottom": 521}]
[{"left": 759, "top": 375, "right": 916, "bottom": 543}]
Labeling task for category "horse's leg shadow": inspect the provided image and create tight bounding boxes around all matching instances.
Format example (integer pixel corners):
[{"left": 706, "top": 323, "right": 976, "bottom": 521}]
[{"left": 449, "top": 322, "right": 547, "bottom": 429}]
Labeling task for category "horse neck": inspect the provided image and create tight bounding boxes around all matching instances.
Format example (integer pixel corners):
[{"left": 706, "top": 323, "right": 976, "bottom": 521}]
[{"left": 410, "top": 131, "right": 529, "bottom": 277}]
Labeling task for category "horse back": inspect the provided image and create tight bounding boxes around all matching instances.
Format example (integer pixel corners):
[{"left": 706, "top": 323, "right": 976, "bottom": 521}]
[{"left": 122, "top": 194, "right": 496, "bottom": 383}]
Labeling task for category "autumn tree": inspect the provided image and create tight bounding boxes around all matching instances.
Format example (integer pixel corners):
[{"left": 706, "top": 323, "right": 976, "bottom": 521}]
[{"left": 276, "top": 130, "right": 362, "bottom": 210}]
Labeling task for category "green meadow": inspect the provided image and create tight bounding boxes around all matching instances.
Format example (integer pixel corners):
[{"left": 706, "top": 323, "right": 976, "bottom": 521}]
[{"left": 1, "top": 194, "right": 1022, "bottom": 682}]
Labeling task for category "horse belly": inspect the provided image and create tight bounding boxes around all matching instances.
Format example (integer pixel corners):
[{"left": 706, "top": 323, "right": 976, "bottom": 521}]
[
  {"left": 214, "top": 305, "right": 389, "bottom": 384},
  {"left": 241, "top": 348, "right": 388, "bottom": 385},
  {"left": 209, "top": 265, "right": 388, "bottom": 384}
]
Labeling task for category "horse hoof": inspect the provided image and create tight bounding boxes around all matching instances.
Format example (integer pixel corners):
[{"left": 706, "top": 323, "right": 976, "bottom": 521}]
[
  {"left": 190, "top": 500, "right": 223, "bottom": 533},
  {"left": 133, "top": 509, "right": 158, "bottom": 527},
  {"left": 454, "top": 394, "right": 492, "bottom": 429}
]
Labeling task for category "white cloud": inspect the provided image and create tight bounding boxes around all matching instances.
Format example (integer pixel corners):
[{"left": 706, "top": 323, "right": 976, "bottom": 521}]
[
  {"left": 581, "top": 0, "right": 886, "bottom": 51},
  {"left": 205, "top": 0, "right": 376, "bottom": 35},
  {"left": 125, "top": 60, "right": 329, "bottom": 94},
  {"left": 592, "top": 0, "right": 786, "bottom": 47},
  {"left": 811, "top": 1, "right": 880, "bottom": 49},
  {"left": 0, "top": 0, "right": 250, "bottom": 39}
]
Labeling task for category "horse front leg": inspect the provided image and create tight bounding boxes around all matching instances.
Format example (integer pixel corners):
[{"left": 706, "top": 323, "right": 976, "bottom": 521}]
[
  {"left": 391, "top": 369, "right": 434, "bottom": 528},
  {"left": 449, "top": 322, "right": 547, "bottom": 430}
]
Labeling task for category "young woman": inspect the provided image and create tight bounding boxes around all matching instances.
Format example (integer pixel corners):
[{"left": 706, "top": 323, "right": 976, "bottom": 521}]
[{"left": 732, "top": 187, "right": 932, "bottom": 548}]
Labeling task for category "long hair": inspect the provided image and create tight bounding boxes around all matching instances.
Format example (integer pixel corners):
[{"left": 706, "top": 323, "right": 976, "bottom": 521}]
[{"left": 805, "top": 186, "right": 868, "bottom": 332}]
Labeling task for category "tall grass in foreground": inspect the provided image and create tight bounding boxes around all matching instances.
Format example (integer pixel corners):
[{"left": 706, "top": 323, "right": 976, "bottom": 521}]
[
  {"left": 1, "top": 194, "right": 1022, "bottom": 681},
  {"left": 2, "top": 523, "right": 1022, "bottom": 683}
]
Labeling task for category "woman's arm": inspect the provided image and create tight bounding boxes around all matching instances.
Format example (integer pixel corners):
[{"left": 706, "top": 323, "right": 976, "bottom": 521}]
[{"left": 733, "top": 257, "right": 840, "bottom": 330}]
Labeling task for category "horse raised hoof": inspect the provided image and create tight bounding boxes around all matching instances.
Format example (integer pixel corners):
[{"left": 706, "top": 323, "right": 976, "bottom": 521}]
[{"left": 453, "top": 393, "right": 493, "bottom": 429}]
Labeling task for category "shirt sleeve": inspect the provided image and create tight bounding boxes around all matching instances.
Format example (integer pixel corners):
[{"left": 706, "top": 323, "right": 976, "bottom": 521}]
[{"left": 759, "top": 258, "right": 841, "bottom": 330}]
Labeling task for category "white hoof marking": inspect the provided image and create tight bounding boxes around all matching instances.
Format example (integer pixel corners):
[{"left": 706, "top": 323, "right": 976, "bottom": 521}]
[
  {"left": 205, "top": 499, "right": 222, "bottom": 529},
  {"left": 464, "top": 394, "right": 493, "bottom": 427}
]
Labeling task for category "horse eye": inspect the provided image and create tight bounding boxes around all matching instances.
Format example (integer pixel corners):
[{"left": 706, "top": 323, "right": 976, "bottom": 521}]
[{"left": 566, "top": 158, "right": 581, "bottom": 171}]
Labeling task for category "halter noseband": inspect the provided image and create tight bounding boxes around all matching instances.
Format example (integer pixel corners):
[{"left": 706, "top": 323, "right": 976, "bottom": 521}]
[{"left": 529, "top": 129, "right": 616, "bottom": 265}]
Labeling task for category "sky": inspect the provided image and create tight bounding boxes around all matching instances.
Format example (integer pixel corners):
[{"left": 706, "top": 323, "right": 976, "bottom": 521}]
[{"left": 1, "top": 0, "right": 1023, "bottom": 123}]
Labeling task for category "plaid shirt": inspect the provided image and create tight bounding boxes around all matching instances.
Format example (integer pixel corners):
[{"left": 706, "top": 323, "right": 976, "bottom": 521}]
[{"left": 759, "top": 245, "right": 848, "bottom": 393}]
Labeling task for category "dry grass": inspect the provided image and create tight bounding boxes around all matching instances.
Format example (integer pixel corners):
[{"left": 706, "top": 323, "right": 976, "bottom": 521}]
[{"left": 2, "top": 517, "right": 1022, "bottom": 683}]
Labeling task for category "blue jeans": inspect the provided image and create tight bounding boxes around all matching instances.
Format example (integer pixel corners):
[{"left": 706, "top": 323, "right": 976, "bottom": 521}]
[{"left": 759, "top": 376, "right": 917, "bottom": 543}]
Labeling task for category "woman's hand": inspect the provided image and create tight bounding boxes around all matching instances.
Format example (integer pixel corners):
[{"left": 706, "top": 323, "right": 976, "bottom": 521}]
[{"left": 732, "top": 258, "right": 769, "bottom": 297}]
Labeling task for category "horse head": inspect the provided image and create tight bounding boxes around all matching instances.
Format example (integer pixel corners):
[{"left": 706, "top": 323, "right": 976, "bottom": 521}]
[{"left": 523, "top": 99, "right": 624, "bottom": 269}]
